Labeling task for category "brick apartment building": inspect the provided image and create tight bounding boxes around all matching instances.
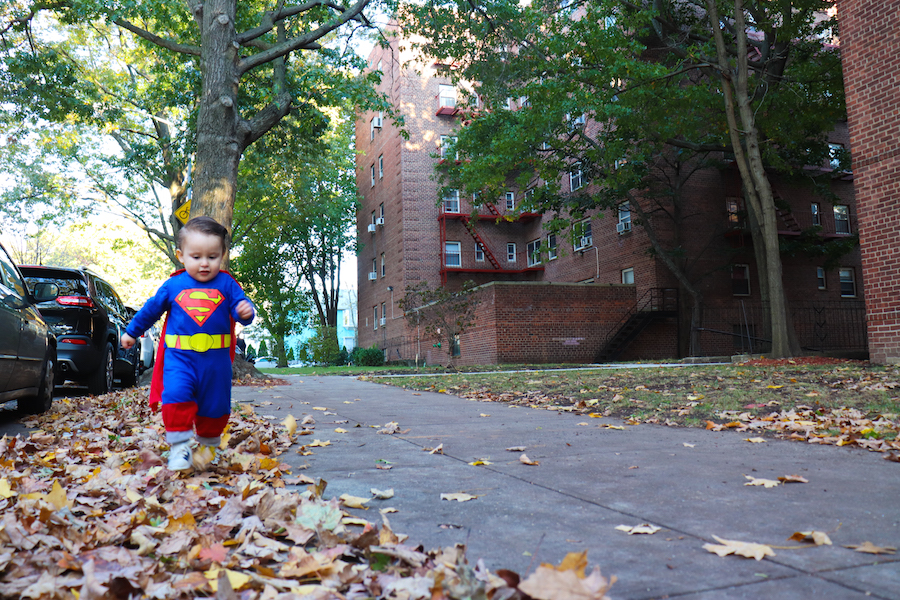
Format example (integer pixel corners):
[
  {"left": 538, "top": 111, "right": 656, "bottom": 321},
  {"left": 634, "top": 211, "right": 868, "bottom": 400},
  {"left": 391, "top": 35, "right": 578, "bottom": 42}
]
[
  {"left": 838, "top": 0, "right": 900, "bottom": 364},
  {"left": 355, "top": 34, "right": 865, "bottom": 366}
]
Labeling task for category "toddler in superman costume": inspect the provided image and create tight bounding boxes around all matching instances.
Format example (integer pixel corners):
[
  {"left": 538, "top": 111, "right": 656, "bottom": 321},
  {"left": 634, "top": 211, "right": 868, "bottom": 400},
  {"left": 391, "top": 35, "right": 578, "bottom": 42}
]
[{"left": 122, "top": 217, "right": 255, "bottom": 471}]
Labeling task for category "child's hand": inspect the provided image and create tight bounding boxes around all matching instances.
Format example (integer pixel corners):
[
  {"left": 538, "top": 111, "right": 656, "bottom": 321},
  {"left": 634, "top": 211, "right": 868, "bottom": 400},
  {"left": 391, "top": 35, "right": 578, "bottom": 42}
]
[
  {"left": 121, "top": 333, "right": 136, "bottom": 350},
  {"left": 236, "top": 300, "right": 254, "bottom": 320}
]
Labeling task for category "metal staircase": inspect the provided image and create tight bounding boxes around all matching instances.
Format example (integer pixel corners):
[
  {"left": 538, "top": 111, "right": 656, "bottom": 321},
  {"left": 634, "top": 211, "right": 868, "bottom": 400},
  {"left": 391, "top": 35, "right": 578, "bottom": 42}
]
[{"left": 596, "top": 288, "right": 679, "bottom": 362}]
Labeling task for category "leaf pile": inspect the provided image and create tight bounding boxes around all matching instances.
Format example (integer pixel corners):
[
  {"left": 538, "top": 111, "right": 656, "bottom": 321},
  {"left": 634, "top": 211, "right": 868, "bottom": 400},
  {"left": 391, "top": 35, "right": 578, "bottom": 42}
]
[
  {"left": 708, "top": 406, "right": 900, "bottom": 454},
  {"left": 0, "top": 387, "right": 611, "bottom": 599}
]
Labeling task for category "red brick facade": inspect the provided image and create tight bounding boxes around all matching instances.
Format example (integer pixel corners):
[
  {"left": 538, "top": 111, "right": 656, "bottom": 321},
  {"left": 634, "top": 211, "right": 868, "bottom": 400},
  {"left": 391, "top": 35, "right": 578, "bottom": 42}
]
[
  {"left": 838, "top": 0, "right": 900, "bottom": 364},
  {"left": 356, "top": 33, "right": 865, "bottom": 365}
]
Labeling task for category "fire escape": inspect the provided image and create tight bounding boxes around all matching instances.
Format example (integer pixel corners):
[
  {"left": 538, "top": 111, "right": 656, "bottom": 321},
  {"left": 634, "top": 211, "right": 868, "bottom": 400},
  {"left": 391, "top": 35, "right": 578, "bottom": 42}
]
[{"left": 439, "top": 201, "right": 545, "bottom": 285}]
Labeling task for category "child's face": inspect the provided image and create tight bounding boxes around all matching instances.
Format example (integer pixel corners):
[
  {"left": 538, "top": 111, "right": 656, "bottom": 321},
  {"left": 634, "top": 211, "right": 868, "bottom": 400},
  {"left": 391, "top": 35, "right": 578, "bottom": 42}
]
[{"left": 176, "top": 230, "right": 225, "bottom": 283}]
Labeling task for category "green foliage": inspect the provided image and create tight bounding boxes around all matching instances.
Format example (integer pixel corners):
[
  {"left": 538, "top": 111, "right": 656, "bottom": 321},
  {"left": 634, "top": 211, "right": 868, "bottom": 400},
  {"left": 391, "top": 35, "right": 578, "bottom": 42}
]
[
  {"left": 350, "top": 345, "right": 385, "bottom": 367},
  {"left": 246, "top": 344, "right": 256, "bottom": 360},
  {"left": 303, "top": 325, "right": 344, "bottom": 365},
  {"left": 258, "top": 340, "right": 270, "bottom": 357},
  {"left": 286, "top": 347, "right": 295, "bottom": 361}
]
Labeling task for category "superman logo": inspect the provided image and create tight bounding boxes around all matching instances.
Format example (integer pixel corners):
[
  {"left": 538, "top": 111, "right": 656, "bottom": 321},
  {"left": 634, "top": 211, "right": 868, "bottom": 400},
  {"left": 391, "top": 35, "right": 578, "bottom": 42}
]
[{"left": 175, "top": 289, "right": 224, "bottom": 326}]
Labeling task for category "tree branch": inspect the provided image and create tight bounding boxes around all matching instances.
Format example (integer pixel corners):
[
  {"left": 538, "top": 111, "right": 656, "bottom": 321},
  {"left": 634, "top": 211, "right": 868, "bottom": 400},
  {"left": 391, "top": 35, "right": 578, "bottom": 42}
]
[
  {"left": 238, "top": 0, "right": 369, "bottom": 74},
  {"left": 113, "top": 18, "right": 201, "bottom": 56}
]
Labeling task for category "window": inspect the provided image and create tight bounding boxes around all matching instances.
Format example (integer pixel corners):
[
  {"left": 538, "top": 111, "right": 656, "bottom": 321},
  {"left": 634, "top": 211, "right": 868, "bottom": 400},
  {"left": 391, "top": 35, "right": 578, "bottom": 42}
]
[
  {"left": 834, "top": 205, "right": 850, "bottom": 234},
  {"left": 829, "top": 143, "right": 844, "bottom": 170},
  {"left": 732, "top": 264, "right": 750, "bottom": 296},
  {"left": 727, "top": 198, "right": 744, "bottom": 228},
  {"left": 440, "top": 135, "right": 458, "bottom": 160},
  {"left": 378, "top": 155, "right": 384, "bottom": 178},
  {"left": 380, "top": 253, "right": 385, "bottom": 277},
  {"left": 443, "top": 189, "right": 460, "bottom": 213},
  {"left": 373, "top": 306, "right": 378, "bottom": 330},
  {"left": 371, "top": 211, "right": 376, "bottom": 225},
  {"left": 547, "top": 234, "right": 558, "bottom": 260},
  {"left": 370, "top": 119, "right": 376, "bottom": 140},
  {"left": 617, "top": 206, "right": 631, "bottom": 234},
  {"left": 450, "top": 333, "right": 461, "bottom": 357},
  {"left": 439, "top": 84, "right": 456, "bottom": 108},
  {"left": 506, "top": 191, "right": 515, "bottom": 211},
  {"left": 474, "top": 243, "right": 484, "bottom": 263},
  {"left": 445, "top": 241, "right": 461, "bottom": 267},
  {"left": 381, "top": 302, "right": 386, "bottom": 324},
  {"left": 621, "top": 267, "right": 634, "bottom": 284},
  {"left": 527, "top": 239, "right": 541, "bottom": 267},
  {"left": 370, "top": 164, "right": 375, "bottom": 187},
  {"left": 507, "top": 243, "right": 516, "bottom": 263},
  {"left": 811, "top": 202, "right": 821, "bottom": 226},
  {"left": 839, "top": 268, "right": 856, "bottom": 297},
  {"left": 570, "top": 163, "right": 584, "bottom": 191},
  {"left": 817, "top": 266, "right": 827, "bottom": 290},
  {"left": 574, "top": 219, "right": 592, "bottom": 250},
  {"left": 379, "top": 203, "right": 384, "bottom": 220},
  {"left": 371, "top": 258, "right": 377, "bottom": 280},
  {"left": 570, "top": 113, "right": 586, "bottom": 128}
]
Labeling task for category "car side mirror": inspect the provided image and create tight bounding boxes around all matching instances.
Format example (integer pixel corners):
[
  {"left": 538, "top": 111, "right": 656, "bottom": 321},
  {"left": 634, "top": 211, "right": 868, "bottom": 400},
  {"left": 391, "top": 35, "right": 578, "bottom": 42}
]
[{"left": 32, "top": 282, "right": 59, "bottom": 302}]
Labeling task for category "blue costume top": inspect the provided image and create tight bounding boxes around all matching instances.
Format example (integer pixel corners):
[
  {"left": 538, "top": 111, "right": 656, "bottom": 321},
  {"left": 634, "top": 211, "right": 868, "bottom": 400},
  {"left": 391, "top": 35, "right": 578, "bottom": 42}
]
[{"left": 126, "top": 271, "right": 255, "bottom": 444}]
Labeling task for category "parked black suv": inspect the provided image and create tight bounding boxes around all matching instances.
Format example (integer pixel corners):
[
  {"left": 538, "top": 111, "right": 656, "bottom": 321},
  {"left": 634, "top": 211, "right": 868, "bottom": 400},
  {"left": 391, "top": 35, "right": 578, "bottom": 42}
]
[
  {"left": 19, "top": 266, "right": 142, "bottom": 394},
  {"left": 0, "top": 242, "right": 58, "bottom": 413}
]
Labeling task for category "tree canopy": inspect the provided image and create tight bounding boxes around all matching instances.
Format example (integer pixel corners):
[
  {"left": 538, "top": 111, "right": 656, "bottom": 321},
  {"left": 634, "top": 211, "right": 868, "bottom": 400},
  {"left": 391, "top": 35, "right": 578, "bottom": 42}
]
[{"left": 1, "top": 0, "right": 393, "bottom": 248}]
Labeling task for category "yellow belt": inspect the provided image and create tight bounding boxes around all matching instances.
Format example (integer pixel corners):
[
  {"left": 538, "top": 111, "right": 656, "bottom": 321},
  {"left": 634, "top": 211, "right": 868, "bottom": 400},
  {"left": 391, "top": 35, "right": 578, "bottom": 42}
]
[{"left": 165, "top": 333, "right": 231, "bottom": 352}]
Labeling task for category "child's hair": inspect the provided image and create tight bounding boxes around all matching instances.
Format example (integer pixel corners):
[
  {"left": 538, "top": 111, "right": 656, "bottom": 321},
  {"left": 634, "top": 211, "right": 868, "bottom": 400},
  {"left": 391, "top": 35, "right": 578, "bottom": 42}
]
[{"left": 177, "top": 216, "right": 229, "bottom": 251}]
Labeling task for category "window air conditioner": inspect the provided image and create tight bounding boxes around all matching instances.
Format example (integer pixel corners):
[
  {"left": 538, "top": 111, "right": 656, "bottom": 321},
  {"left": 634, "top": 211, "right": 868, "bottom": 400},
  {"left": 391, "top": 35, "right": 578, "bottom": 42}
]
[
  {"left": 368, "top": 272, "right": 378, "bottom": 281},
  {"left": 376, "top": 217, "right": 385, "bottom": 226},
  {"left": 367, "top": 224, "right": 377, "bottom": 233},
  {"left": 616, "top": 221, "right": 631, "bottom": 234},
  {"left": 380, "top": 317, "right": 386, "bottom": 326},
  {"left": 372, "top": 116, "right": 383, "bottom": 128}
]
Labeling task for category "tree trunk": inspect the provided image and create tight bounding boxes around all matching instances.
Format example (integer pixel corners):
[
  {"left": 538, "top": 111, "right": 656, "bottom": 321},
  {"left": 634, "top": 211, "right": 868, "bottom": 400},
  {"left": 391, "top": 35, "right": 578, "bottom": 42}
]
[
  {"left": 190, "top": 0, "right": 244, "bottom": 235},
  {"left": 705, "top": 0, "right": 798, "bottom": 358}
]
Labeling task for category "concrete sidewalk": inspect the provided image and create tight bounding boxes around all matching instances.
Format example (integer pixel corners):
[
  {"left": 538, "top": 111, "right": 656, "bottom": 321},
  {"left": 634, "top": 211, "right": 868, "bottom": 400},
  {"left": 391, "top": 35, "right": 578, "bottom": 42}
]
[{"left": 233, "top": 375, "right": 900, "bottom": 600}]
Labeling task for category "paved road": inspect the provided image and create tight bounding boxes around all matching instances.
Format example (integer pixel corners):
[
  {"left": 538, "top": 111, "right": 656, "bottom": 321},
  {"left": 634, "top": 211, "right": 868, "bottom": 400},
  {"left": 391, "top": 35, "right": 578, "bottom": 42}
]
[{"left": 235, "top": 374, "right": 900, "bottom": 600}]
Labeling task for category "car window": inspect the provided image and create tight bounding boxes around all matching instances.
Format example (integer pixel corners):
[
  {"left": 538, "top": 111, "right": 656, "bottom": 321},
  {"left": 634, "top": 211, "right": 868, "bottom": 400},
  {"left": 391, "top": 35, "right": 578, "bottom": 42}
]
[
  {"left": 0, "top": 249, "right": 26, "bottom": 297},
  {"left": 95, "top": 279, "right": 121, "bottom": 314},
  {"left": 24, "top": 275, "right": 88, "bottom": 296}
]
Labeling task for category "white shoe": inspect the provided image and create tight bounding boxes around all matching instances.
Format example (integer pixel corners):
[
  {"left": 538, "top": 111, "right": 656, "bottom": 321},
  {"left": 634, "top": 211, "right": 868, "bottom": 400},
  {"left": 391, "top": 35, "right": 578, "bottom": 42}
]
[{"left": 168, "top": 441, "right": 192, "bottom": 470}]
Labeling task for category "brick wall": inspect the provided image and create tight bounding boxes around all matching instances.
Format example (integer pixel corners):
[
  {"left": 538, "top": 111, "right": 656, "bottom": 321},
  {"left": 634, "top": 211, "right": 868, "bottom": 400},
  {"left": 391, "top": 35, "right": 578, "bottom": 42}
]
[{"left": 838, "top": 0, "right": 900, "bottom": 363}]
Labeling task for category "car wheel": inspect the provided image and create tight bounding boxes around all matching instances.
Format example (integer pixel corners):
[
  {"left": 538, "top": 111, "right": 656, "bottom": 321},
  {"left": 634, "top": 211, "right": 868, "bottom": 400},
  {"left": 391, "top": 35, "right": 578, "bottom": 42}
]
[
  {"left": 88, "top": 342, "right": 114, "bottom": 395},
  {"left": 121, "top": 343, "right": 140, "bottom": 387},
  {"left": 20, "top": 347, "right": 55, "bottom": 415}
]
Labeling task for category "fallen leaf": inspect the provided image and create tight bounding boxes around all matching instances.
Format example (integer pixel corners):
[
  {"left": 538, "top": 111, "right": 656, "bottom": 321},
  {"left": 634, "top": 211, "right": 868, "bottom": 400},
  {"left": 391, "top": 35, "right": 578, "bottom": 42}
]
[
  {"left": 334, "top": 428, "right": 348, "bottom": 433},
  {"left": 519, "top": 453, "right": 540, "bottom": 466},
  {"left": 744, "top": 475, "right": 781, "bottom": 488},
  {"left": 615, "top": 524, "right": 661, "bottom": 535},
  {"left": 339, "top": 494, "right": 370, "bottom": 510},
  {"left": 506, "top": 446, "right": 527, "bottom": 452},
  {"left": 441, "top": 492, "right": 477, "bottom": 502},
  {"left": 479, "top": 413, "right": 491, "bottom": 417},
  {"left": 308, "top": 439, "right": 331, "bottom": 447},
  {"left": 199, "top": 544, "right": 229, "bottom": 563},
  {"left": 205, "top": 568, "right": 250, "bottom": 592},
  {"left": 518, "top": 552, "right": 615, "bottom": 600},
  {"left": 428, "top": 444, "right": 443, "bottom": 455},
  {"left": 600, "top": 425, "right": 625, "bottom": 430},
  {"left": 683, "top": 443, "right": 695, "bottom": 448},
  {"left": 313, "top": 407, "right": 328, "bottom": 411},
  {"left": 370, "top": 488, "right": 394, "bottom": 499},
  {"left": 777, "top": 475, "right": 809, "bottom": 483},
  {"left": 0, "top": 478, "right": 16, "bottom": 499},
  {"left": 703, "top": 535, "right": 776, "bottom": 560},
  {"left": 745, "top": 437, "right": 767, "bottom": 443},
  {"left": 844, "top": 541, "right": 897, "bottom": 554},
  {"left": 468, "top": 459, "right": 492, "bottom": 466},
  {"left": 283, "top": 414, "right": 297, "bottom": 436},
  {"left": 788, "top": 531, "right": 832, "bottom": 546}
]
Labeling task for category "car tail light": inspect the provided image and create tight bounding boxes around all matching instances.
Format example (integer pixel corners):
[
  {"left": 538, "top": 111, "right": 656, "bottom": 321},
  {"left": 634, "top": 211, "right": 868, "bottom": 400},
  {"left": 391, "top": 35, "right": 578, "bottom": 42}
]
[
  {"left": 56, "top": 295, "right": 95, "bottom": 308},
  {"left": 60, "top": 337, "right": 89, "bottom": 345}
]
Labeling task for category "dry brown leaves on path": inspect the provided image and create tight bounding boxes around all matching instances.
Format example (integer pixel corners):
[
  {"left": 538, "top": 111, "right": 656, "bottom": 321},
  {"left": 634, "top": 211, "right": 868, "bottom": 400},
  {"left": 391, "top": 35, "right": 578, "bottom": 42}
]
[{"left": 0, "top": 387, "right": 610, "bottom": 599}]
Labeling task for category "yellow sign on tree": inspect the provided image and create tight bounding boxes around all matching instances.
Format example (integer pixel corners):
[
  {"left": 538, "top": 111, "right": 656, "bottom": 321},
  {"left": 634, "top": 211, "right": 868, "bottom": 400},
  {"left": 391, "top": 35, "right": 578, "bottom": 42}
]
[{"left": 174, "top": 200, "right": 192, "bottom": 224}]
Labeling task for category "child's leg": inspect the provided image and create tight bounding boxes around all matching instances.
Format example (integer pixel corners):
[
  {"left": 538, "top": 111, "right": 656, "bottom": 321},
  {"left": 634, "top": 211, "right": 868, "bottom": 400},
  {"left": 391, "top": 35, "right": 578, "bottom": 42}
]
[
  {"left": 194, "top": 356, "right": 233, "bottom": 447},
  {"left": 160, "top": 353, "right": 199, "bottom": 445}
]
